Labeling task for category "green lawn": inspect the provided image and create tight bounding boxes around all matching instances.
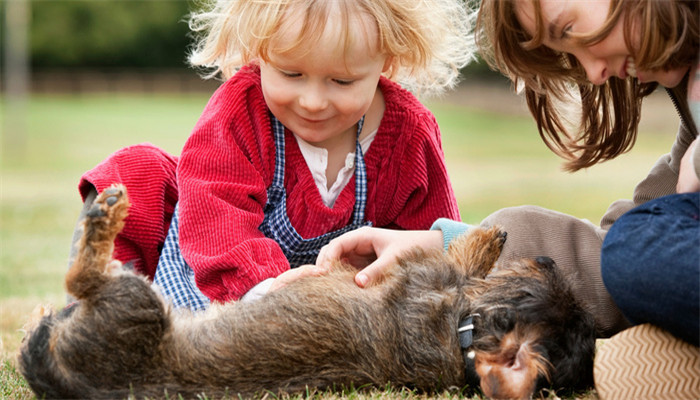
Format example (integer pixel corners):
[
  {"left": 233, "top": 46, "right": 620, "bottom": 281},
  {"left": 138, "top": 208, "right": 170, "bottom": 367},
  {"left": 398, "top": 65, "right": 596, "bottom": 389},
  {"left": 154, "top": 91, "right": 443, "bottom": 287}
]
[{"left": 0, "top": 89, "right": 676, "bottom": 399}]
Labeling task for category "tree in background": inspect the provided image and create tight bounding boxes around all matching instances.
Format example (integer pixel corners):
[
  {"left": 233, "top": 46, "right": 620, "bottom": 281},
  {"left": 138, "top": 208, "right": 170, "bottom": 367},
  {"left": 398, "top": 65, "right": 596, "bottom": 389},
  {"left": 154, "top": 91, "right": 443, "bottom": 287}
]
[{"left": 28, "top": 0, "right": 193, "bottom": 70}]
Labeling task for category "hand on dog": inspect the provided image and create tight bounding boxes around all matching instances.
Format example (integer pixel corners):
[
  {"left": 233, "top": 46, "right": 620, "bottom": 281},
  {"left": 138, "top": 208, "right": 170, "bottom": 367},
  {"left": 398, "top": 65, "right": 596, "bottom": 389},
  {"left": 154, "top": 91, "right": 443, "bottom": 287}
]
[
  {"left": 316, "top": 227, "right": 443, "bottom": 288},
  {"left": 268, "top": 264, "right": 330, "bottom": 292}
]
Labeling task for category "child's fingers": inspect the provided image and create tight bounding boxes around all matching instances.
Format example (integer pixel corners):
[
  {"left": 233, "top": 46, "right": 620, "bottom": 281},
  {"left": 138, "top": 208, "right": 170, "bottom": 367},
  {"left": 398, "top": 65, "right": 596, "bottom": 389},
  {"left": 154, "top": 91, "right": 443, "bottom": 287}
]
[
  {"left": 268, "top": 265, "right": 327, "bottom": 292},
  {"left": 316, "top": 227, "right": 378, "bottom": 268},
  {"left": 354, "top": 257, "right": 393, "bottom": 287}
]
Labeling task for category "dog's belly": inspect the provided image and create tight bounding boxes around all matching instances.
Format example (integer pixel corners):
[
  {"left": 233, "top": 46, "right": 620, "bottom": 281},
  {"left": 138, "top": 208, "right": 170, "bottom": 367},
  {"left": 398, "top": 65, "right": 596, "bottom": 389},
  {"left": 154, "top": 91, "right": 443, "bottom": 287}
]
[{"left": 162, "top": 267, "right": 466, "bottom": 394}]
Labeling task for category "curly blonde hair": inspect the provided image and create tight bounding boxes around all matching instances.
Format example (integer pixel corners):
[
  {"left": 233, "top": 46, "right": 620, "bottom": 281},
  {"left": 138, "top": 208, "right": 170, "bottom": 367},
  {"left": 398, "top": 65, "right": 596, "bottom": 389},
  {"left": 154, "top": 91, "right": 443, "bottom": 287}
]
[
  {"left": 476, "top": 0, "right": 699, "bottom": 171},
  {"left": 188, "top": 0, "right": 476, "bottom": 97}
]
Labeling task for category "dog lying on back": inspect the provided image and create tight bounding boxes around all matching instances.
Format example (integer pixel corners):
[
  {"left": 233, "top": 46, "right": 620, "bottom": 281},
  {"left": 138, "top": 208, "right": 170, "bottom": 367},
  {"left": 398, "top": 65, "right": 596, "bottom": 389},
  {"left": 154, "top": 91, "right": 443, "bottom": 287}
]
[{"left": 18, "top": 185, "right": 596, "bottom": 399}]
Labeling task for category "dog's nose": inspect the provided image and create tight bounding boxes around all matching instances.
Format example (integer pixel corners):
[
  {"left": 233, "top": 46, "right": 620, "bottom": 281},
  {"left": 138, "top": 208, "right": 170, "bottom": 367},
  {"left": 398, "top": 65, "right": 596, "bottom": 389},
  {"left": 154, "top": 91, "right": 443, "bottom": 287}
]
[{"left": 535, "top": 256, "right": 557, "bottom": 270}]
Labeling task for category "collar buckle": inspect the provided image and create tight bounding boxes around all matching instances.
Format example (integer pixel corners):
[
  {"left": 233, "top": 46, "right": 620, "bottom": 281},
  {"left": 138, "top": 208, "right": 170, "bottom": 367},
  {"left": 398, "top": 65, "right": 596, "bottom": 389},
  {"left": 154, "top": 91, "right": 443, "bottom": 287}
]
[
  {"left": 458, "top": 313, "right": 479, "bottom": 349},
  {"left": 458, "top": 313, "right": 481, "bottom": 388}
]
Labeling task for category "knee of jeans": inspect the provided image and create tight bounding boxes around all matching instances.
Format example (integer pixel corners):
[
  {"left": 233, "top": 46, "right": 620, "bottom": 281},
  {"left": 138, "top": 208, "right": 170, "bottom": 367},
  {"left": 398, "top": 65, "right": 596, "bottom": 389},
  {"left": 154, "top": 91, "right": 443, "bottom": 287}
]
[
  {"left": 601, "top": 225, "right": 638, "bottom": 295},
  {"left": 600, "top": 233, "right": 654, "bottom": 310},
  {"left": 600, "top": 251, "right": 640, "bottom": 319},
  {"left": 600, "top": 246, "right": 623, "bottom": 293}
]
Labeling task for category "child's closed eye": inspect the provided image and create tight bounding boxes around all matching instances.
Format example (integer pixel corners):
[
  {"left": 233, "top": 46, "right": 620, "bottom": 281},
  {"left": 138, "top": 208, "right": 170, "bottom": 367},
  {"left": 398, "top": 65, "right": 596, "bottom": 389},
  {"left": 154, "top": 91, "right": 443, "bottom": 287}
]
[
  {"left": 333, "top": 79, "right": 354, "bottom": 86},
  {"left": 280, "top": 70, "right": 302, "bottom": 78}
]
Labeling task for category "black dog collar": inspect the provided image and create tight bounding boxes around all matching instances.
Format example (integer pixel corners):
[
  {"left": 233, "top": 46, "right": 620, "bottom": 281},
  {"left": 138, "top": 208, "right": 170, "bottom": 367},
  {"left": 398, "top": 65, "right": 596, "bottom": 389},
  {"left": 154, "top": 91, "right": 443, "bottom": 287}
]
[
  {"left": 458, "top": 314, "right": 477, "bottom": 348},
  {"left": 458, "top": 314, "right": 481, "bottom": 388}
]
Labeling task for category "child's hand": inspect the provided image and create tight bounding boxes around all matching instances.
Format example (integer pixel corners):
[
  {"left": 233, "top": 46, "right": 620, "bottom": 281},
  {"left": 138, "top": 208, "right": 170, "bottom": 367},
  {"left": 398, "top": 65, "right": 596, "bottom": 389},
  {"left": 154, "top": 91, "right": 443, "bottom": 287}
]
[
  {"left": 316, "top": 227, "right": 443, "bottom": 288},
  {"left": 677, "top": 138, "right": 700, "bottom": 193},
  {"left": 267, "top": 264, "right": 329, "bottom": 293}
]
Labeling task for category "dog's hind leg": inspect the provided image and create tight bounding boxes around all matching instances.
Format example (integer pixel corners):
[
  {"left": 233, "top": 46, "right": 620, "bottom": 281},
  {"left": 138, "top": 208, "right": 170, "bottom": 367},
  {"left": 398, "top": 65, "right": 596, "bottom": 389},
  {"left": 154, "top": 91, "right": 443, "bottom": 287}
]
[
  {"left": 446, "top": 226, "right": 507, "bottom": 278},
  {"left": 65, "top": 184, "right": 130, "bottom": 300}
]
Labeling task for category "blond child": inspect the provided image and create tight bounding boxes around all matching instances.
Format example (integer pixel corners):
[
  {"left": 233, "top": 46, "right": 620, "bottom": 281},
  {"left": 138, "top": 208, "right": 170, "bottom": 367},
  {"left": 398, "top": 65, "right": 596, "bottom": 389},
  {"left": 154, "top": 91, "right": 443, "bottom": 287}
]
[{"left": 78, "top": 0, "right": 475, "bottom": 311}]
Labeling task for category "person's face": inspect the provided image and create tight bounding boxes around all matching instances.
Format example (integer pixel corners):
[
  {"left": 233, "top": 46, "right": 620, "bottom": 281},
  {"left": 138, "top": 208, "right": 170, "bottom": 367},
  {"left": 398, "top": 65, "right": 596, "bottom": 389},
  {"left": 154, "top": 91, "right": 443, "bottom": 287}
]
[
  {"left": 259, "top": 10, "right": 390, "bottom": 148},
  {"left": 515, "top": 0, "right": 689, "bottom": 88}
]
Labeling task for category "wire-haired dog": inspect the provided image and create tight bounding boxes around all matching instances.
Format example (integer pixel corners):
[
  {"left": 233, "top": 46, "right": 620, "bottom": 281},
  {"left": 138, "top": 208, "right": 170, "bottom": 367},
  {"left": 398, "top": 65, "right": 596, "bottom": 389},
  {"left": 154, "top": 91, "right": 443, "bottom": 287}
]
[{"left": 18, "top": 185, "right": 596, "bottom": 399}]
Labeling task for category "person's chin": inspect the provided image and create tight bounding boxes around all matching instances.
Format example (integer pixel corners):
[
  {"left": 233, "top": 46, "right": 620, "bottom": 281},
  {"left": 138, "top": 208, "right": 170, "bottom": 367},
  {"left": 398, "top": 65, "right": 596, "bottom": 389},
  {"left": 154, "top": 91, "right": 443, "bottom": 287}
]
[{"left": 645, "top": 66, "right": 691, "bottom": 88}]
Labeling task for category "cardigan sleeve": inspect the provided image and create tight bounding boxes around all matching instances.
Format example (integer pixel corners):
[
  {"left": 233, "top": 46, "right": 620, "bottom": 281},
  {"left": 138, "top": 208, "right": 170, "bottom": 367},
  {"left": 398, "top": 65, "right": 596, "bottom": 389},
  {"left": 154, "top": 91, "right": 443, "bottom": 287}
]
[
  {"left": 176, "top": 79, "right": 290, "bottom": 303},
  {"left": 387, "top": 112, "right": 461, "bottom": 229}
]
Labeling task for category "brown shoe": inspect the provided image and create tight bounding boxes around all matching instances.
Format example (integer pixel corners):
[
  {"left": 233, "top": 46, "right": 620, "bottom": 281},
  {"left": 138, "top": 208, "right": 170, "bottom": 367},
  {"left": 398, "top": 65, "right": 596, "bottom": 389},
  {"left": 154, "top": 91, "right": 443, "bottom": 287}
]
[{"left": 594, "top": 323, "right": 700, "bottom": 400}]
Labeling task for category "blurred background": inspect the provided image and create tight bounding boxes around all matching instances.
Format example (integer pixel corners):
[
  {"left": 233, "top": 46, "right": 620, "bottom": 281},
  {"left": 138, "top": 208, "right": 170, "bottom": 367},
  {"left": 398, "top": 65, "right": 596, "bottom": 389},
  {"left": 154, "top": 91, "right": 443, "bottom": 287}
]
[{"left": 0, "top": 1, "right": 677, "bottom": 396}]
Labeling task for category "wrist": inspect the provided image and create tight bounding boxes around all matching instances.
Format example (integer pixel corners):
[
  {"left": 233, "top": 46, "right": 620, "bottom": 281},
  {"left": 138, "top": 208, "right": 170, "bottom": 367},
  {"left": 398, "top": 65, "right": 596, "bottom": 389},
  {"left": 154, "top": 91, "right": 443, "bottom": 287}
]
[
  {"left": 430, "top": 218, "right": 471, "bottom": 251},
  {"left": 240, "top": 278, "right": 275, "bottom": 302}
]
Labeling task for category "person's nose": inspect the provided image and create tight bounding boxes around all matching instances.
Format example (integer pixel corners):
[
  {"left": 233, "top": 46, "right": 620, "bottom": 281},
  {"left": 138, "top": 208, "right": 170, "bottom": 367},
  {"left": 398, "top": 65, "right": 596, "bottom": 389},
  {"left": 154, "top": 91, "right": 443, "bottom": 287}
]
[
  {"left": 576, "top": 50, "right": 609, "bottom": 86},
  {"left": 298, "top": 82, "right": 329, "bottom": 112}
]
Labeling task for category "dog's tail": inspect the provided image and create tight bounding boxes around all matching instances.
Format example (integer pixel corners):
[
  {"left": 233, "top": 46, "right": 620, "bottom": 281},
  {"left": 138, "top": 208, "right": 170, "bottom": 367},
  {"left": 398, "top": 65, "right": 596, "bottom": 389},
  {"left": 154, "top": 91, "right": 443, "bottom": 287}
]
[{"left": 65, "top": 184, "right": 130, "bottom": 300}]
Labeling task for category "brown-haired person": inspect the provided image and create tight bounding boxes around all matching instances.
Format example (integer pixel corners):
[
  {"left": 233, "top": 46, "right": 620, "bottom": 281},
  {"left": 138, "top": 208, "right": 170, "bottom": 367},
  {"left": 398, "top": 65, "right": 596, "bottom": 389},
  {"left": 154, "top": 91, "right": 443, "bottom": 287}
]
[{"left": 318, "top": 1, "right": 699, "bottom": 398}]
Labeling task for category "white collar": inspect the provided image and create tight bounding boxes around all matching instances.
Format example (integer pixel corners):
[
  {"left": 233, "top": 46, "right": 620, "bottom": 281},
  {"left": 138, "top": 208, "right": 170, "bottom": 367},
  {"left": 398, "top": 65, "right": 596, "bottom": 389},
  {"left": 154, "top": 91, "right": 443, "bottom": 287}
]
[{"left": 294, "top": 129, "right": 377, "bottom": 208}]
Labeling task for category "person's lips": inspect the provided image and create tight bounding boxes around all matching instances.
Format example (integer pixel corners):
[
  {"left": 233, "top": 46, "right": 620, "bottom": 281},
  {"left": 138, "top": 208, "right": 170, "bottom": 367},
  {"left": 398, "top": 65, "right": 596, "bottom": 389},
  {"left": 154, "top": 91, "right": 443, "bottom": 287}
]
[{"left": 299, "top": 115, "right": 326, "bottom": 124}]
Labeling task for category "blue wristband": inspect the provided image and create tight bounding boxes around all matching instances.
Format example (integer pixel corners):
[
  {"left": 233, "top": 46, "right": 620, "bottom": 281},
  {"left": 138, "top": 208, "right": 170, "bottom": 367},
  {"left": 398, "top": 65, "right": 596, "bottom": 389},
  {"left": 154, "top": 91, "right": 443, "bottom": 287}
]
[{"left": 430, "top": 218, "right": 471, "bottom": 251}]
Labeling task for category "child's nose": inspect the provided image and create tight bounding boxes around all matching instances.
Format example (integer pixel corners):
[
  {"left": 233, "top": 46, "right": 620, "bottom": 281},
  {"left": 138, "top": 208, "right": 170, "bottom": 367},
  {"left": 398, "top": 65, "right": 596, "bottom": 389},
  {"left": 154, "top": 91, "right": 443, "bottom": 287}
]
[{"left": 299, "top": 85, "right": 329, "bottom": 112}]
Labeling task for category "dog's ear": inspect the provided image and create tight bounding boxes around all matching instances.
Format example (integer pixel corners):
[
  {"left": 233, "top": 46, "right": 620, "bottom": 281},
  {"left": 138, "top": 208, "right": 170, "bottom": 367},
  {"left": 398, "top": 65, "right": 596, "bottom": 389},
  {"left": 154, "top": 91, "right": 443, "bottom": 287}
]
[
  {"left": 473, "top": 328, "right": 550, "bottom": 400},
  {"left": 446, "top": 226, "right": 506, "bottom": 278}
]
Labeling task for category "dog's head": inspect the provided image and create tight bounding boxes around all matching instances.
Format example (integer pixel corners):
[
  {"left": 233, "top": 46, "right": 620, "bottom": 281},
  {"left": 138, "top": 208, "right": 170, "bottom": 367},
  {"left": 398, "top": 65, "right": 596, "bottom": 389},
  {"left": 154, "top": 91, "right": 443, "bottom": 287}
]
[{"left": 467, "top": 256, "right": 596, "bottom": 399}]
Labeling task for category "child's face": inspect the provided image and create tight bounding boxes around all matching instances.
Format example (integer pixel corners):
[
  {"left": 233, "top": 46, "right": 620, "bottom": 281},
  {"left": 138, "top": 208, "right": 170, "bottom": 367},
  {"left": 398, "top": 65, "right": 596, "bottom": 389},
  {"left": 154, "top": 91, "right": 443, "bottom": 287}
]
[
  {"left": 516, "top": 0, "right": 689, "bottom": 88},
  {"left": 259, "top": 10, "right": 389, "bottom": 148}
]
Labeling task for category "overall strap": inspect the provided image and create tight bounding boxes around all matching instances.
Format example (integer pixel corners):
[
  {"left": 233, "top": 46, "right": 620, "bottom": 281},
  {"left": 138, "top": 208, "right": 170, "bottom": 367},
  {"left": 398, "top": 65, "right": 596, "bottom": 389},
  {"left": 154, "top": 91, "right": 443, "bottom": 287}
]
[
  {"left": 270, "top": 114, "right": 287, "bottom": 189},
  {"left": 350, "top": 116, "right": 367, "bottom": 224}
]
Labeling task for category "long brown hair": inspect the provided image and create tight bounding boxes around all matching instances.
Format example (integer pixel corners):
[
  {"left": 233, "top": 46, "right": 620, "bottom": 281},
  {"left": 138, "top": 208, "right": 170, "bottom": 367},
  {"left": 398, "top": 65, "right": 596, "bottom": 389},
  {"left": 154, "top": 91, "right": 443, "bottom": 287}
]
[{"left": 476, "top": 0, "right": 699, "bottom": 171}]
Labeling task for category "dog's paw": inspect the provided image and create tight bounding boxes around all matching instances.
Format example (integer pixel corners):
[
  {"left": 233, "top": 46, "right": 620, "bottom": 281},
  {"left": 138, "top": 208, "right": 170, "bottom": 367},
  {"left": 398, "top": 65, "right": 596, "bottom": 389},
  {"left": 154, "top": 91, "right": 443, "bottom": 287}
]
[
  {"left": 87, "top": 185, "right": 129, "bottom": 219},
  {"left": 83, "top": 184, "right": 130, "bottom": 238},
  {"left": 448, "top": 226, "right": 507, "bottom": 278}
]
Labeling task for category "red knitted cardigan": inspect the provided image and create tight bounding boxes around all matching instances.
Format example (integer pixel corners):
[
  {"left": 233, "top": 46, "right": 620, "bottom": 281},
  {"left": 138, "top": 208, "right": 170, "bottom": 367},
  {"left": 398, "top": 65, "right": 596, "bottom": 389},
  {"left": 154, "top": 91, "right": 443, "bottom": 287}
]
[{"left": 80, "top": 65, "right": 460, "bottom": 302}]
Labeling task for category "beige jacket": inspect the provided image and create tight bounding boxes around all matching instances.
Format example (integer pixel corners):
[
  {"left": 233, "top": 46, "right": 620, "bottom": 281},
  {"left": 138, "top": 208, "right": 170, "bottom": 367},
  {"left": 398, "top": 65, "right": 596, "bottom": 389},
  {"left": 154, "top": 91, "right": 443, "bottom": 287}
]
[{"left": 482, "top": 76, "right": 699, "bottom": 337}]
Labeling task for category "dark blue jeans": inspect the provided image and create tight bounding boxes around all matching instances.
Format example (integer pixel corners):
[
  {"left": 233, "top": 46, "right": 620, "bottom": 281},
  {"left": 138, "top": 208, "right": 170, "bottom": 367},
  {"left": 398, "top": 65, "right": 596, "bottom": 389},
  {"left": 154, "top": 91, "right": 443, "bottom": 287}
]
[{"left": 601, "top": 193, "right": 699, "bottom": 346}]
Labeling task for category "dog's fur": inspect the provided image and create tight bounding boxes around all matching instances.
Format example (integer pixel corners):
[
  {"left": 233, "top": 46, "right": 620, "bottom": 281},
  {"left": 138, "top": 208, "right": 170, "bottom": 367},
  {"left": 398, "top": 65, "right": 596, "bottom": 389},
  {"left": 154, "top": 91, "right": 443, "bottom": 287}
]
[{"left": 18, "top": 185, "right": 596, "bottom": 399}]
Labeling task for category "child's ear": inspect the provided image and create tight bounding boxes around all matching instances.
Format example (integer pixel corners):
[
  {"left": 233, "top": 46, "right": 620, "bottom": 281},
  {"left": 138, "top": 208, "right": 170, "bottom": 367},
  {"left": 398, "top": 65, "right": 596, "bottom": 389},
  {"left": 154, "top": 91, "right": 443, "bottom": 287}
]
[{"left": 382, "top": 56, "right": 394, "bottom": 73}]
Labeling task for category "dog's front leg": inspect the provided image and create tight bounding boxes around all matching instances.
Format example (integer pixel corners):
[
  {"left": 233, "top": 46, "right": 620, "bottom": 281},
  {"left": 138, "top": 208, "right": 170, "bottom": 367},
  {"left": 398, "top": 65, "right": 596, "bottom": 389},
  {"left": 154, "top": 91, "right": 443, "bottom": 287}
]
[
  {"left": 446, "top": 226, "right": 506, "bottom": 278},
  {"left": 65, "top": 184, "right": 130, "bottom": 300}
]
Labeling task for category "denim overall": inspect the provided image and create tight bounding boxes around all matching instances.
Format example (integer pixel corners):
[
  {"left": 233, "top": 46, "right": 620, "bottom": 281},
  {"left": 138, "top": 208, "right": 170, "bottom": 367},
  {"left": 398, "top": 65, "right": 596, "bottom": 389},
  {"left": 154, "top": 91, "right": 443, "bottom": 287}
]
[{"left": 154, "top": 115, "right": 371, "bottom": 311}]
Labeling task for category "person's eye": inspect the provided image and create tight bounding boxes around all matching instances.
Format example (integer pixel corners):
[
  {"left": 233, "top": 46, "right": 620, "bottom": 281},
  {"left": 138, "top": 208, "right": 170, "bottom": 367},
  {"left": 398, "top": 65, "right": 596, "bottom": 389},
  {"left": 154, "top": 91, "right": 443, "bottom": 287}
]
[
  {"left": 279, "top": 70, "right": 301, "bottom": 78},
  {"left": 333, "top": 79, "right": 354, "bottom": 86},
  {"left": 561, "top": 24, "right": 573, "bottom": 39}
]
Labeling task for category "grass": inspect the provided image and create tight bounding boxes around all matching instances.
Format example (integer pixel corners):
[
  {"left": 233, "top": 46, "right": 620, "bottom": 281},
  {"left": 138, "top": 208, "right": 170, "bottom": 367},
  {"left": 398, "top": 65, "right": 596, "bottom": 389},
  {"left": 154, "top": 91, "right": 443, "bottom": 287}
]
[{"left": 0, "top": 87, "right": 676, "bottom": 399}]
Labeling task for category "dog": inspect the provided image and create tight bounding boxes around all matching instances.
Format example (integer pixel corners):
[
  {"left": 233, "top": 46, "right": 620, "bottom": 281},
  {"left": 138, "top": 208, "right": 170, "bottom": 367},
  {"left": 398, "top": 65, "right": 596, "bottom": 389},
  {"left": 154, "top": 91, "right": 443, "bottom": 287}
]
[{"left": 18, "top": 184, "right": 596, "bottom": 399}]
